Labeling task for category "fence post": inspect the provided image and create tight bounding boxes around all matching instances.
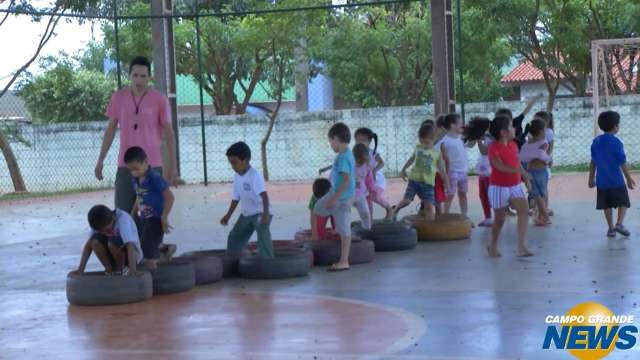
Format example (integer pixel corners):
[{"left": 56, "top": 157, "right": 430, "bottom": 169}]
[
  {"left": 195, "top": 8, "right": 208, "bottom": 185},
  {"left": 455, "top": 0, "right": 465, "bottom": 122},
  {"left": 113, "top": 0, "right": 122, "bottom": 89}
]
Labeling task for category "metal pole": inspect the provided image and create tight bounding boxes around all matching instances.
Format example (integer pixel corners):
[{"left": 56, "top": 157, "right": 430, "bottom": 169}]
[
  {"left": 591, "top": 42, "right": 600, "bottom": 137},
  {"left": 195, "top": 7, "right": 208, "bottom": 185},
  {"left": 455, "top": 0, "right": 465, "bottom": 121},
  {"left": 113, "top": 0, "right": 122, "bottom": 89}
]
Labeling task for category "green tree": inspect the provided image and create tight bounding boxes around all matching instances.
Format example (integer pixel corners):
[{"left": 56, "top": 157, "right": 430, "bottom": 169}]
[
  {"left": 18, "top": 60, "right": 116, "bottom": 124},
  {"left": 311, "top": 2, "right": 433, "bottom": 107},
  {"left": 0, "top": 0, "right": 102, "bottom": 193}
]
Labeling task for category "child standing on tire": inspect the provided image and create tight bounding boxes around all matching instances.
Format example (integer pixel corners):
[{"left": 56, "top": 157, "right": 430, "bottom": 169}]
[
  {"left": 589, "top": 111, "right": 635, "bottom": 238},
  {"left": 221, "top": 142, "right": 274, "bottom": 258},
  {"left": 354, "top": 128, "right": 394, "bottom": 220},
  {"left": 487, "top": 116, "right": 532, "bottom": 258},
  {"left": 391, "top": 122, "right": 449, "bottom": 220},
  {"left": 314, "top": 123, "right": 356, "bottom": 272},
  {"left": 441, "top": 113, "right": 470, "bottom": 217},
  {"left": 125, "top": 146, "right": 175, "bottom": 270},
  {"left": 352, "top": 144, "right": 374, "bottom": 231},
  {"left": 309, "top": 178, "right": 335, "bottom": 240},
  {"left": 73, "top": 205, "right": 143, "bottom": 276}
]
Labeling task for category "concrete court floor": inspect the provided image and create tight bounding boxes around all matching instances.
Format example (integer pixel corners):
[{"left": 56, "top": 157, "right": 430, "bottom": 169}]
[{"left": 1, "top": 173, "right": 640, "bottom": 359}]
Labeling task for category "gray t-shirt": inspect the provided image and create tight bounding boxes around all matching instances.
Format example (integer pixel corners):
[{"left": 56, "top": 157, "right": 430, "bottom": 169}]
[{"left": 90, "top": 209, "right": 143, "bottom": 263}]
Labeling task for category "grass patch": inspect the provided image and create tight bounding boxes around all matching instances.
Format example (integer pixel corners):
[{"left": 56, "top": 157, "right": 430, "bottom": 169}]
[{"left": 0, "top": 186, "right": 112, "bottom": 202}]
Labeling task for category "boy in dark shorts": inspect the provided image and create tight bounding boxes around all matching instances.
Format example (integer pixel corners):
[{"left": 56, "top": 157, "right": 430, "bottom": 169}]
[
  {"left": 72, "top": 205, "right": 143, "bottom": 275},
  {"left": 125, "top": 146, "right": 175, "bottom": 269},
  {"left": 589, "top": 111, "right": 636, "bottom": 237}
]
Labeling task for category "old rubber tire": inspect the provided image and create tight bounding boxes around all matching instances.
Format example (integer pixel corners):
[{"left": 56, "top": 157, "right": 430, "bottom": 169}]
[
  {"left": 176, "top": 254, "right": 223, "bottom": 285},
  {"left": 246, "top": 240, "right": 314, "bottom": 267},
  {"left": 147, "top": 259, "right": 195, "bottom": 295},
  {"left": 404, "top": 214, "right": 473, "bottom": 241},
  {"left": 181, "top": 250, "right": 239, "bottom": 278},
  {"left": 352, "top": 220, "right": 417, "bottom": 252},
  {"left": 66, "top": 271, "right": 153, "bottom": 306},
  {"left": 239, "top": 248, "right": 311, "bottom": 279},
  {"left": 294, "top": 229, "right": 340, "bottom": 242},
  {"left": 311, "top": 239, "right": 375, "bottom": 266}
]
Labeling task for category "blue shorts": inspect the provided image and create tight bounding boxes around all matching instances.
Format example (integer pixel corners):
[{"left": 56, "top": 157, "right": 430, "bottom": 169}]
[
  {"left": 528, "top": 168, "right": 549, "bottom": 199},
  {"left": 404, "top": 180, "right": 435, "bottom": 204}
]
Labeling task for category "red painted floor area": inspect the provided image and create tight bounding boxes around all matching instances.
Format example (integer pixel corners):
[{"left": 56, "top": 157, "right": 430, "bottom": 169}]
[{"left": 1, "top": 288, "right": 423, "bottom": 359}]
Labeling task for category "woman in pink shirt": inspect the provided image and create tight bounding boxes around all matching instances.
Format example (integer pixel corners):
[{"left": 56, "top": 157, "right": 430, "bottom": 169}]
[{"left": 94, "top": 56, "right": 178, "bottom": 214}]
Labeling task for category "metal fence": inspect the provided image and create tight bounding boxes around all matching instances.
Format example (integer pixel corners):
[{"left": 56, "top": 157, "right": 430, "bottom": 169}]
[{"left": 1, "top": 1, "right": 640, "bottom": 194}]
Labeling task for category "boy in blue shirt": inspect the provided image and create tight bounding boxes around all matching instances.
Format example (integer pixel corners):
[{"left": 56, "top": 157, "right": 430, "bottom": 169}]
[
  {"left": 125, "top": 146, "right": 175, "bottom": 269},
  {"left": 314, "top": 122, "right": 356, "bottom": 272},
  {"left": 589, "top": 111, "right": 636, "bottom": 237}
]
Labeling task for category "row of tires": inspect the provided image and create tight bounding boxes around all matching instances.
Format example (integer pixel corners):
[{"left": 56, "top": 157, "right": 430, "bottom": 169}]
[{"left": 66, "top": 214, "right": 472, "bottom": 306}]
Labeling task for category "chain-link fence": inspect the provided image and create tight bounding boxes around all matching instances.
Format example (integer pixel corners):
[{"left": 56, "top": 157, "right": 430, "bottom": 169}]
[{"left": 1, "top": 1, "right": 640, "bottom": 194}]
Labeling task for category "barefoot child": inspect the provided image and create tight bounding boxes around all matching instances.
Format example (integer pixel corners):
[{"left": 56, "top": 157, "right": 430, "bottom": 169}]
[
  {"left": 441, "top": 113, "right": 470, "bottom": 217},
  {"left": 73, "top": 205, "right": 143, "bottom": 275},
  {"left": 589, "top": 111, "right": 636, "bottom": 237},
  {"left": 354, "top": 128, "right": 394, "bottom": 219},
  {"left": 353, "top": 144, "right": 374, "bottom": 230},
  {"left": 309, "top": 178, "right": 335, "bottom": 240},
  {"left": 125, "top": 146, "right": 175, "bottom": 270},
  {"left": 487, "top": 116, "right": 533, "bottom": 258},
  {"left": 220, "top": 142, "right": 274, "bottom": 258},
  {"left": 464, "top": 117, "right": 493, "bottom": 227},
  {"left": 392, "top": 123, "right": 449, "bottom": 220},
  {"left": 519, "top": 120, "right": 552, "bottom": 226},
  {"left": 535, "top": 110, "right": 555, "bottom": 216},
  {"left": 314, "top": 123, "right": 356, "bottom": 272}
]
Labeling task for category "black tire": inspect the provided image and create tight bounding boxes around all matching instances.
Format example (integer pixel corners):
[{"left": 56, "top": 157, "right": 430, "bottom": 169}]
[
  {"left": 177, "top": 254, "right": 223, "bottom": 285},
  {"left": 239, "top": 248, "right": 311, "bottom": 279},
  {"left": 181, "top": 250, "right": 239, "bottom": 278},
  {"left": 146, "top": 259, "right": 195, "bottom": 295},
  {"left": 353, "top": 220, "right": 417, "bottom": 252},
  {"left": 311, "top": 239, "right": 375, "bottom": 266},
  {"left": 66, "top": 271, "right": 153, "bottom": 306}
]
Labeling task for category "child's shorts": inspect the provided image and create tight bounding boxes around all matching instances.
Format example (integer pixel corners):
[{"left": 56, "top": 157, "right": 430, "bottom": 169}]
[
  {"left": 434, "top": 173, "right": 446, "bottom": 203},
  {"left": 92, "top": 233, "right": 132, "bottom": 267},
  {"left": 488, "top": 184, "right": 526, "bottom": 209},
  {"left": 596, "top": 186, "right": 630, "bottom": 210},
  {"left": 528, "top": 169, "right": 549, "bottom": 199},
  {"left": 314, "top": 195, "right": 353, "bottom": 238},
  {"left": 447, "top": 170, "right": 469, "bottom": 195},
  {"left": 137, "top": 217, "right": 164, "bottom": 260},
  {"left": 404, "top": 180, "right": 435, "bottom": 204}
]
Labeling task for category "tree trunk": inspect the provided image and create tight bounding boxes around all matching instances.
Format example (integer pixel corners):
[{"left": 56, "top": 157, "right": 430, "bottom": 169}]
[
  {"left": 260, "top": 114, "right": 276, "bottom": 182},
  {"left": 546, "top": 85, "right": 558, "bottom": 112},
  {"left": 0, "top": 129, "right": 27, "bottom": 193}
]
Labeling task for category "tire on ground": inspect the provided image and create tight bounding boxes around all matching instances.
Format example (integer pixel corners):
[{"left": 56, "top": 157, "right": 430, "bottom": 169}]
[
  {"left": 294, "top": 229, "right": 340, "bottom": 243},
  {"left": 176, "top": 254, "right": 223, "bottom": 285},
  {"left": 147, "top": 259, "right": 196, "bottom": 295},
  {"left": 404, "top": 214, "right": 472, "bottom": 241},
  {"left": 181, "top": 250, "right": 239, "bottom": 278},
  {"left": 66, "top": 271, "right": 153, "bottom": 306},
  {"left": 246, "top": 240, "right": 314, "bottom": 267},
  {"left": 311, "top": 239, "right": 375, "bottom": 266},
  {"left": 353, "top": 220, "right": 417, "bottom": 252},
  {"left": 239, "top": 247, "right": 311, "bottom": 279}
]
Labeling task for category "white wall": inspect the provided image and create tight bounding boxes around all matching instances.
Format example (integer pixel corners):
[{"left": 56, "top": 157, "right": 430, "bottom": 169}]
[{"left": 520, "top": 82, "right": 574, "bottom": 101}]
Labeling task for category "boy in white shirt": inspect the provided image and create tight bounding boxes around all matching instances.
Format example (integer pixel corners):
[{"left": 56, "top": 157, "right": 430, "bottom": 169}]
[
  {"left": 72, "top": 205, "right": 143, "bottom": 276},
  {"left": 220, "top": 142, "right": 274, "bottom": 258},
  {"left": 441, "top": 113, "right": 470, "bottom": 217}
]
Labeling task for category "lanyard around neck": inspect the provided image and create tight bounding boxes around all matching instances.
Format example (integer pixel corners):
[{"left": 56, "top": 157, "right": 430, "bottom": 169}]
[{"left": 131, "top": 89, "right": 148, "bottom": 115}]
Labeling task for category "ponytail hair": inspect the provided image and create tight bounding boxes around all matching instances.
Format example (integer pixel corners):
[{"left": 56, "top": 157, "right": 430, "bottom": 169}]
[{"left": 354, "top": 127, "right": 378, "bottom": 154}]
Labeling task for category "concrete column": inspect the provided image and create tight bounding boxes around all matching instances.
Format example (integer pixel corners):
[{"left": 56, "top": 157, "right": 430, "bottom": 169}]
[{"left": 430, "top": 0, "right": 456, "bottom": 115}]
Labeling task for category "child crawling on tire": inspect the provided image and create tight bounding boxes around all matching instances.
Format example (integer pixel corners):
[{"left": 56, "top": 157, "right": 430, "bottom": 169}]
[
  {"left": 220, "top": 142, "right": 274, "bottom": 259},
  {"left": 72, "top": 205, "right": 144, "bottom": 276}
]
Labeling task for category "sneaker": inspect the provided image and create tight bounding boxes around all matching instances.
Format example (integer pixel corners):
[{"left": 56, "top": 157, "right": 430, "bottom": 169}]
[
  {"left": 478, "top": 219, "right": 493, "bottom": 227},
  {"left": 607, "top": 228, "right": 617, "bottom": 238},
  {"left": 615, "top": 224, "right": 631, "bottom": 237}
]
